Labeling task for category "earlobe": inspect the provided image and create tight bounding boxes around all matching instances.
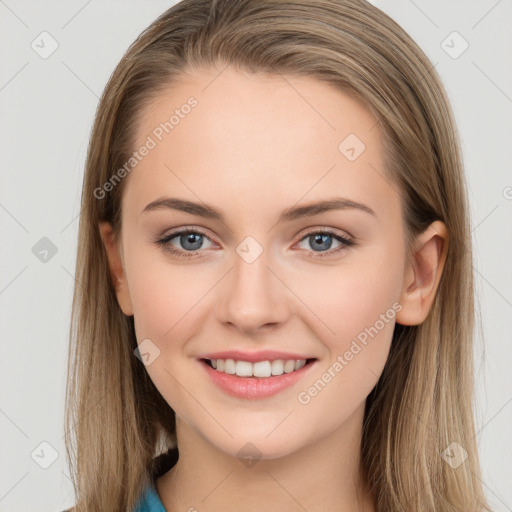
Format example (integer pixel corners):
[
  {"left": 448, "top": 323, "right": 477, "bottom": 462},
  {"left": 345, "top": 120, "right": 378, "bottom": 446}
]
[
  {"left": 395, "top": 220, "right": 449, "bottom": 326},
  {"left": 98, "top": 221, "right": 134, "bottom": 317}
]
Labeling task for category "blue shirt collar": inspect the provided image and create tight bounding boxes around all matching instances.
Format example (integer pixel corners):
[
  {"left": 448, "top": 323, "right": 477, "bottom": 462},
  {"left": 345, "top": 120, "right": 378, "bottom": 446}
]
[{"left": 134, "top": 479, "right": 167, "bottom": 512}]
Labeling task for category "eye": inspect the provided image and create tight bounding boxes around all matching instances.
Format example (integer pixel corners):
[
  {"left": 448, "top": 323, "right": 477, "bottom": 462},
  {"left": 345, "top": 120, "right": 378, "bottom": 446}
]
[
  {"left": 295, "top": 228, "right": 355, "bottom": 258},
  {"left": 154, "top": 226, "right": 355, "bottom": 259},
  {"left": 154, "top": 228, "right": 214, "bottom": 258}
]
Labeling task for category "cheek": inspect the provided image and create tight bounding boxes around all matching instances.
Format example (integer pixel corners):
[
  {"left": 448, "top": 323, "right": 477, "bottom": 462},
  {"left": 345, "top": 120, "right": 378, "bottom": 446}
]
[
  {"left": 289, "top": 247, "right": 403, "bottom": 385},
  {"left": 126, "top": 247, "right": 209, "bottom": 345},
  {"left": 296, "top": 248, "right": 402, "bottom": 334},
  {"left": 292, "top": 263, "right": 400, "bottom": 421},
  {"left": 126, "top": 256, "right": 208, "bottom": 421}
]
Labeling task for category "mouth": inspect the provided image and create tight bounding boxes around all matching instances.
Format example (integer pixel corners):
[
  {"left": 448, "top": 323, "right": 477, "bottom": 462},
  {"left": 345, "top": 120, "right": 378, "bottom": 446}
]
[
  {"left": 200, "top": 357, "right": 317, "bottom": 377},
  {"left": 198, "top": 357, "right": 318, "bottom": 400}
]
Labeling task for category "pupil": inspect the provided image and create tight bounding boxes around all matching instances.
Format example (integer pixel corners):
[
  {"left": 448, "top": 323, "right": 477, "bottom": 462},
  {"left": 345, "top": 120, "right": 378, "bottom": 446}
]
[
  {"left": 182, "top": 233, "right": 202, "bottom": 250},
  {"left": 311, "top": 233, "right": 332, "bottom": 251}
]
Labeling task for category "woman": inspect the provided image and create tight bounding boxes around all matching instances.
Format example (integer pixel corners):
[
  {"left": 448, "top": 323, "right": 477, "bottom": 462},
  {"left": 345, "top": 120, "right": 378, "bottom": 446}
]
[{"left": 63, "top": 0, "right": 491, "bottom": 510}]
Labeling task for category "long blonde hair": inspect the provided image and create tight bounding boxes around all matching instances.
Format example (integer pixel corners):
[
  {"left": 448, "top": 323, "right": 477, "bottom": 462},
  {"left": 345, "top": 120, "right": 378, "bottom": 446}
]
[{"left": 64, "top": 0, "right": 491, "bottom": 510}]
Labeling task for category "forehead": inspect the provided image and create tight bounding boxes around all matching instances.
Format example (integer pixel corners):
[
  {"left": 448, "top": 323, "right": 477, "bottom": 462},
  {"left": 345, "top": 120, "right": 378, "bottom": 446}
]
[{"left": 123, "top": 66, "right": 394, "bottom": 222}]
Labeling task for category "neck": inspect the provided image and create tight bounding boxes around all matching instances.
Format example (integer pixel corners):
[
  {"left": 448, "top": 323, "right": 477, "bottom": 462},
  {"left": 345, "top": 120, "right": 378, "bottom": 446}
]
[{"left": 156, "top": 401, "right": 375, "bottom": 512}]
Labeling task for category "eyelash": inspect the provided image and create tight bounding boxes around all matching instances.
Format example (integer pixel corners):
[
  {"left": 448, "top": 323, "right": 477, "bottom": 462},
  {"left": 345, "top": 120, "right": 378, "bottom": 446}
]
[{"left": 154, "top": 227, "right": 355, "bottom": 259}]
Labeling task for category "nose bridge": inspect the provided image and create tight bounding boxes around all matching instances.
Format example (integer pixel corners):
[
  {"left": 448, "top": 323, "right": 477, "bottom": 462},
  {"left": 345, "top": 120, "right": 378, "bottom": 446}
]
[{"left": 218, "top": 235, "right": 289, "bottom": 331}]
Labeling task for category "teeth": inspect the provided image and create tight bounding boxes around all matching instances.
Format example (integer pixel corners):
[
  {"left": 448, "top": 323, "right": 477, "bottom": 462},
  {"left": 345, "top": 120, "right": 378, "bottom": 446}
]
[{"left": 207, "top": 358, "right": 308, "bottom": 377}]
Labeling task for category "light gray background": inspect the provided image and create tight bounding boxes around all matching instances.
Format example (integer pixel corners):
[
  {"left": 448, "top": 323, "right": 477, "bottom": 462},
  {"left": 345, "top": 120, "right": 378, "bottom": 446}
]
[{"left": 0, "top": 1, "right": 511, "bottom": 511}]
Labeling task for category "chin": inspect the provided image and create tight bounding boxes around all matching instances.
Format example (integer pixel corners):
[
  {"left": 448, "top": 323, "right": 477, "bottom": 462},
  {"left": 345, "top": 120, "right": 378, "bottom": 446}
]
[{"left": 209, "top": 432, "right": 304, "bottom": 463}]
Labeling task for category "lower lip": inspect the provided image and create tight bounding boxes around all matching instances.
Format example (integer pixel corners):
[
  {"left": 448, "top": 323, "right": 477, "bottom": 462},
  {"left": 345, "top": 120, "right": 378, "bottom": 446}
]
[{"left": 198, "top": 359, "right": 317, "bottom": 399}]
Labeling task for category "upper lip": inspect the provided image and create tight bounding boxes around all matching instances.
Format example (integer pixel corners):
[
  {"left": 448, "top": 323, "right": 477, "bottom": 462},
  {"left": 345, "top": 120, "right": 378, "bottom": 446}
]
[{"left": 198, "top": 350, "right": 317, "bottom": 363}]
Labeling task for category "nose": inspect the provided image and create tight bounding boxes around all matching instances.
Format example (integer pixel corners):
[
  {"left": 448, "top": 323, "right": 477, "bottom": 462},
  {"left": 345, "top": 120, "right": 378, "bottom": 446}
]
[{"left": 216, "top": 245, "right": 290, "bottom": 334}]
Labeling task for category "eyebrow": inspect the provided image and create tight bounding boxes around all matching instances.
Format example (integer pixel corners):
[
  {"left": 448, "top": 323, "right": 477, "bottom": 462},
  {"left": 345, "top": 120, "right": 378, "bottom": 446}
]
[{"left": 141, "top": 196, "right": 376, "bottom": 223}]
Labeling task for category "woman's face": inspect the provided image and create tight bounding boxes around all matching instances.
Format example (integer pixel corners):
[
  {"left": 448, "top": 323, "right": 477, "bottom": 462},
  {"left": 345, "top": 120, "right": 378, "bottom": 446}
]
[{"left": 101, "top": 66, "right": 413, "bottom": 459}]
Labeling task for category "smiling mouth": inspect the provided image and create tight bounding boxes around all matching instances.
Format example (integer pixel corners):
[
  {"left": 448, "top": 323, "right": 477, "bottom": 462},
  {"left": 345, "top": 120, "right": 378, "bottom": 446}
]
[{"left": 200, "top": 357, "right": 317, "bottom": 378}]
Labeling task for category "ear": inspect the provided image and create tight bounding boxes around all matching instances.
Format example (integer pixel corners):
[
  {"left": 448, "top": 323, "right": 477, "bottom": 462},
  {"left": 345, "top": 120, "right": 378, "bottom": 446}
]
[
  {"left": 395, "top": 220, "right": 449, "bottom": 326},
  {"left": 98, "top": 221, "right": 134, "bottom": 316}
]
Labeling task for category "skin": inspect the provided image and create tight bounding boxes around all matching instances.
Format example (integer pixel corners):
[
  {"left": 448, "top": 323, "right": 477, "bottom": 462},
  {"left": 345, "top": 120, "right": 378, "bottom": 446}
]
[{"left": 99, "top": 66, "right": 448, "bottom": 512}]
